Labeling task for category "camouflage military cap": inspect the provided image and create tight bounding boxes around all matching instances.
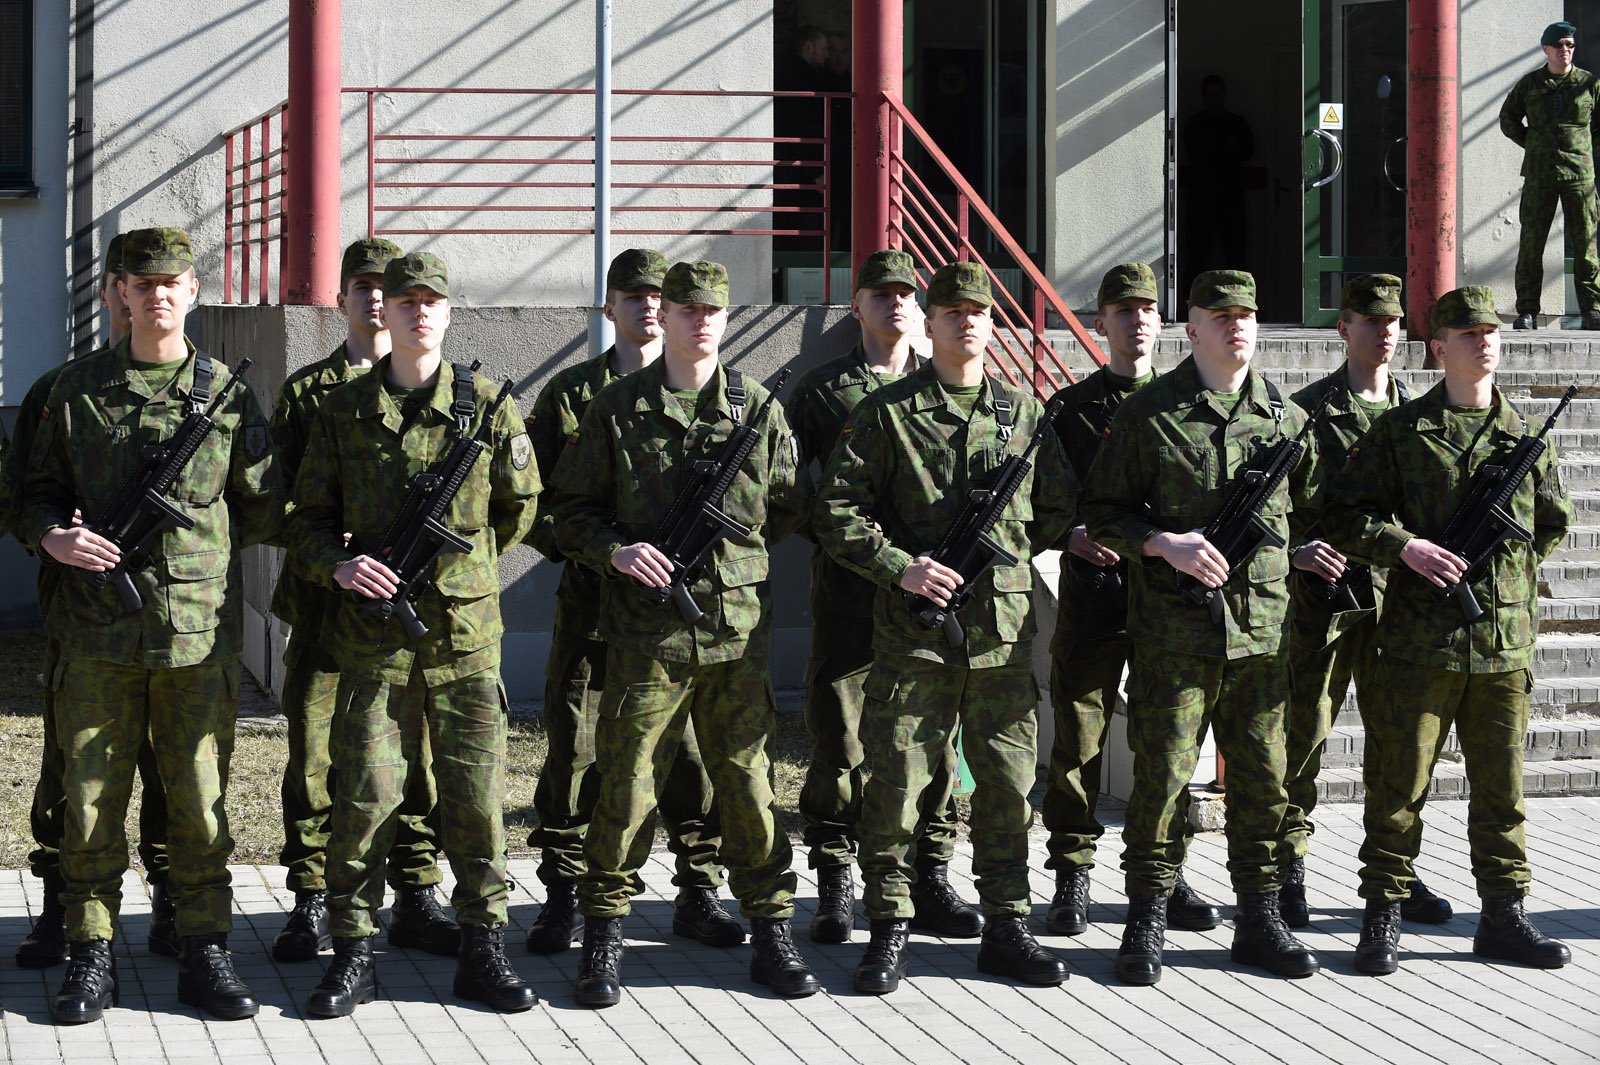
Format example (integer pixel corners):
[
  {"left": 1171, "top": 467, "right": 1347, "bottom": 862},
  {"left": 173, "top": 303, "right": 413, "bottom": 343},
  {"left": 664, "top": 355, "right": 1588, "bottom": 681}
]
[
  {"left": 1188, "top": 269, "right": 1257, "bottom": 311},
  {"left": 1428, "top": 286, "right": 1500, "bottom": 334},
  {"left": 1543, "top": 21, "right": 1577, "bottom": 46},
  {"left": 383, "top": 252, "right": 450, "bottom": 297},
  {"left": 102, "top": 234, "right": 125, "bottom": 278},
  {"left": 121, "top": 227, "right": 194, "bottom": 276},
  {"left": 856, "top": 249, "right": 917, "bottom": 292},
  {"left": 1098, "top": 262, "right": 1159, "bottom": 308},
  {"left": 663, "top": 260, "right": 730, "bottom": 308},
  {"left": 1341, "top": 273, "right": 1404, "bottom": 317},
  {"left": 926, "top": 261, "right": 993, "bottom": 307},
  {"left": 341, "top": 238, "right": 404, "bottom": 284},
  {"left": 607, "top": 248, "right": 668, "bottom": 292}
]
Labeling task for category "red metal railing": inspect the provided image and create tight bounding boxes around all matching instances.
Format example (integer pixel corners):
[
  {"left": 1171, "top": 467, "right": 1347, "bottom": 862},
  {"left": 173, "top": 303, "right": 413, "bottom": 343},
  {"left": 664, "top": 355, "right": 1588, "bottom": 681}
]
[
  {"left": 883, "top": 92, "right": 1105, "bottom": 397},
  {"left": 222, "top": 103, "right": 289, "bottom": 304}
]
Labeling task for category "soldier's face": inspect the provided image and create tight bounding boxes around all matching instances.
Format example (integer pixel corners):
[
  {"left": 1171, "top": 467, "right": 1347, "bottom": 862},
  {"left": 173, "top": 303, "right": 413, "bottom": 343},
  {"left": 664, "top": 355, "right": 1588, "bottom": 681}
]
[
  {"left": 1545, "top": 39, "right": 1576, "bottom": 72},
  {"left": 1094, "top": 298, "right": 1161, "bottom": 362},
  {"left": 1339, "top": 313, "right": 1400, "bottom": 371},
  {"left": 853, "top": 284, "right": 918, "bottom": 340},
  {"left": 604, "top": 286, "right": 663, "bottom": 346},
  {"left": 385, "top": 287, "right": 450, "bottom": 355},
  {"left": 661, "top": 300, "right": 727, "bottom": 360},
  {"left": 926, "top": 300, "right": 993, "bottom": 361},
  {"left": 99, "top": 270, "right": 133, "bottom": 344},
  {"left": 338, "top": 274, "right": 386, "bottom": 333},
  {"left": 1431, "top": 323, "right": 1500, "bottom": 381},
  {"left": 119, "top": 269, "right": 198, "bottom": 337},
  {"left": 1186, "top": 305, "right": 1256, "bottom": 366}
]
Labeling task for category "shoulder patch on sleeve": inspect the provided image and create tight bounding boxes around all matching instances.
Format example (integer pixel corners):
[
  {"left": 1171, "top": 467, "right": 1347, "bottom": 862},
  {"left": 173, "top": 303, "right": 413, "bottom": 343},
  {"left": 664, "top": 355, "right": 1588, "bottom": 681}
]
[
  {"left": 245, "top": 425, "right": 271, "bottom": 461},
  {"left": 566, "top": 430, "right": 581, "bottom": 447},
  {"left": 510, "top": 432, "right": 533, "bottom": 470}
]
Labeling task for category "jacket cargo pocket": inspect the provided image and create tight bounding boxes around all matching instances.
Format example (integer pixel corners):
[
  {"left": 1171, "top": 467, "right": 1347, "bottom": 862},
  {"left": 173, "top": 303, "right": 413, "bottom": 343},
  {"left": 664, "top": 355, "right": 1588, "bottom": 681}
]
[
  {"left": 1495, "top": 570, "right": 1535, "bottom": 653},
  {"left": 717, "top": 552, "right": 769, "bottom": 631},
  {"left": 164, "top": 549, "right": 231, "bottom": 632},
  {"left": 991, "top": 562, "right": 1036, "bottom": 642}
]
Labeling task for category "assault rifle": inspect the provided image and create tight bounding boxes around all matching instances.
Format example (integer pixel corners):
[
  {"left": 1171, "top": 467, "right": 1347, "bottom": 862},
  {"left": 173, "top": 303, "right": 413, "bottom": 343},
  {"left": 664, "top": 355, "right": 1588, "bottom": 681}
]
[
  {"left": 641, "top": 368, "right": 791, "bottom": 622},
  {"left": 361, "top": 364, "right": 513, "bottom": 640},
  {"left": 904, "top": 393, "right": 1067, "bottom": 648},
  {"left": 1176, "top": 388, "right": 1329, "bottom": 625},
  {"left": 84, "top": 357, "right": 253, "bottom": 613},
  {"left": 1433, "top": 384, "right": 1577, "bottom": 624}
]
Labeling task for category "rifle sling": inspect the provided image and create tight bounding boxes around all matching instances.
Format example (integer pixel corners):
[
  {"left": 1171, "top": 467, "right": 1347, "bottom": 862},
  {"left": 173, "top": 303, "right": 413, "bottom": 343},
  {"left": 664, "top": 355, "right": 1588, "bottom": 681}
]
[
  {"left": 450, "top": 362, "right": 478, "bottom": 433},
  {"left": 185, "top": 354, "right": 214, "bottom": 416}
]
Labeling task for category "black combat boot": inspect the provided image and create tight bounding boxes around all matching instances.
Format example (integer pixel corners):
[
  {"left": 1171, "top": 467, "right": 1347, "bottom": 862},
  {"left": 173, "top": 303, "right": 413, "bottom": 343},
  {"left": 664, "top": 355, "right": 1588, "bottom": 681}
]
[
  {"left": 575, "top": 917, "right": 625, "bottom": 1008},
  {"left": 148, "top": 880, "right": 180, "bottom": 959},
  {"left": 50, "top": 939, "right": 118, "bottom": 1025},
  {"left": 1045, "top": 867, "right": 1091, "bottom": 937},
  {"left": 852, "top": 918, "right": 911, "bottom": 994},
  {"left": 1513, "top": 312, "right": 1537, "bottom": 330},
  {"left": 1353, "top": 900, "right": 1401, "bottom": 976},
  {"left": 1278, "top": 857, "right": 1310, "bottom": 929},
  {"left": 1472, "top": 896, "right": 1571, "bottom": 969},
  {"left": 809, "top": 864, "right": 856, "bottom": 944},
  {"left": 16, "top": 878, "right": 69, "bottom": 968},
  {"left": 526, "top": 879, "right": 584, "bottom": 954},
  {"left": 978, "top": 915, "right": 1068, "bottom": 985},
  {"left": 672, "top": 886, "right": 746, "bottom": 947},
  {"left": 1167, "top": 872, "right": 1222, "bottom": 931},
  {"left": 273, "top": 890, "right": 331, "bottom": 962},
  {"left": 908, "top": 860, "right": 983, "bottom": 938},
  {"left": 177, "top": 934, "right": 259, "bottom": 1020},
  {"left": 454, "top": 926, "right": 537, "bottom": 1013},
  {"left": 1400, "top": 878, "right": 1453, "bottom": 924},
  {"left": 1115, "top": 895, "right": 1167, "bottom": 986},
  {"left": 387, "top": 884, "right": 460, "bottom": 956},
  {"left": 306, "top": 936, "right": 378, "bottom": 1017},
  {"left": 1231, "top": 892, "right": 1319, "bottom": 977},
  {"left": 750, "top": 918, "right": 821, "bottom": 997}
]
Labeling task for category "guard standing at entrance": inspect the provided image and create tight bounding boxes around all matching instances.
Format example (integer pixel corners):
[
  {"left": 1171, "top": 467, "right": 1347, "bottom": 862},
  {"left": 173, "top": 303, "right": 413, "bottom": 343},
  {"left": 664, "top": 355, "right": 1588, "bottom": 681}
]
[{"left": 1499, "top": 20, "right": 1600, "bottom": 331}]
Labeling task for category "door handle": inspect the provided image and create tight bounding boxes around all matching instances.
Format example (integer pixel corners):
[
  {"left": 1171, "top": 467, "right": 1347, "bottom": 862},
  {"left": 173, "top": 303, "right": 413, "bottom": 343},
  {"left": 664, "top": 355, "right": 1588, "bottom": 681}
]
[
  {"left": 1383, "top": 135, "right": 1407, "bottom": 191},
  {"left": 1303, "top": 128, "right": 1344, "bottom": 190}
]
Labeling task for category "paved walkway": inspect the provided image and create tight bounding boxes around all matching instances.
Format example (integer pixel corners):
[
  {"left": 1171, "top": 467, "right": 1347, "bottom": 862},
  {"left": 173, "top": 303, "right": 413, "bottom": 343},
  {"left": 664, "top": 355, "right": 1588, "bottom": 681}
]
[{"left": 2, "top": 797, "right": 1596, "bottom": 1065}]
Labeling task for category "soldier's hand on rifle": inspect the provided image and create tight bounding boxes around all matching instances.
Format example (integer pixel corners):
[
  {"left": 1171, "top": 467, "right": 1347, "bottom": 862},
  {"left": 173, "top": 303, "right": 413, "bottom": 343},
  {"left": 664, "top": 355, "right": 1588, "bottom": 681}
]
[
  {"left": 612, "top": 543, "right": 675, "bottom": 588},
  {"left": 901, "top": 554, "right": 963, "bottom": 606},
  {"left": 1292, "top": 539, "right": 1346, "bottom": 581},
  {"left": 335, "top": 554, "right": 400, "bottom": 599},
  {"left": 1067, "top": 525, "right": 1120, "bottom": 566},
  {"left": 1146, "top": 529, "right": 1229, "bottom": 588},
  {"left": 42, "top": 526, "right": 121, "bottom": 572},
  {"left": 1400, "top": 537, "right": 1468, "bottom": 588}
]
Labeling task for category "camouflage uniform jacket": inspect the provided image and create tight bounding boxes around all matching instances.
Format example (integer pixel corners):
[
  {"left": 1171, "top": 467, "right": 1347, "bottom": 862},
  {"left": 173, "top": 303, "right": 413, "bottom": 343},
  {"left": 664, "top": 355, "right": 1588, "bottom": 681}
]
[
  {"left": 21, "top": 338, "right": 284, "bottom": 668},
  {"left": 1081, "top": 355, "right": 1321, "bottom": 660},
  {"left": 1049, "top": 364, "right": 1151, "bottom": 646},
  {"left": 1287, "top": 366, "right": 1408, "bottom": 649},
  {"left": 549, "top": 358, "right": 809, "bottom": 666},
  {"left": 813, "top": 360, "right": 1079, "bottom": 669},
  {"left": 288, "top": 357, "right": 539, "bottom": 683},
  {"left": 1499, "top": 64, "right": 1600, "bottom": 186},
  {"left": 269, "top": 342, "right": 370, "bottom": 629},
  {"left": 1321, "top": 382, "right": 1571, "bottom": 673},
  {"left": 523, "top": 349, "right": 622, "bottom": 642}
]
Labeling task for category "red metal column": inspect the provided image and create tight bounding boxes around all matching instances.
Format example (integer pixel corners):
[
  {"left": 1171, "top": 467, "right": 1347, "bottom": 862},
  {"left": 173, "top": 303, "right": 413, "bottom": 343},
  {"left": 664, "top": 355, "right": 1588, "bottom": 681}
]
[
  {"left": 1407, "top": 0, "right": 1457, "bottom": 348},
  {"left": 285, "top": 0, "right": 342, "bottom": 306},
  {"left": 852, "top": 0, "right": 902, "bottom": 274}
]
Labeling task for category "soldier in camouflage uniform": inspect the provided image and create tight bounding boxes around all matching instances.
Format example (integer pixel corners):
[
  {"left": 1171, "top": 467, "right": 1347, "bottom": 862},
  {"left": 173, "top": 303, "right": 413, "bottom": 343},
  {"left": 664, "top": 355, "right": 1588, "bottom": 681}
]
[
  {"left": 22, "top": 228, "right": 283, "bottom": 1024},
  {"left": 785, "top": 249, "right": 980, "bottom": 945},
  {"left": 1042, "top": 262, "right": 1221, "bottom": 939},
  {"left": 269, "top": 238, "right": 458, "bottom": 964},
  {"left": 12, "top": 234, "right": 175, "bottom": 971},
  {"left": 1082, "top": 269, "right": 1323, "bottom": 985},
  {"left": 550, "top": 260, "right": 820, "bottom": 1007},
  {"left": 814, "top": 262, "right": 1077, "bottom": 993},
  {"left": 289, "top": 252, "right": 540, "bottom": 1016},
  {"left": 523, "top": 248, "right": 737, "bottom": 955},
  {"left": 1499, "top": 20, "right": 1600, "bottom": 330},
  {"left": 1323, "top": 286, "right": 1574, "bottom": 975}
]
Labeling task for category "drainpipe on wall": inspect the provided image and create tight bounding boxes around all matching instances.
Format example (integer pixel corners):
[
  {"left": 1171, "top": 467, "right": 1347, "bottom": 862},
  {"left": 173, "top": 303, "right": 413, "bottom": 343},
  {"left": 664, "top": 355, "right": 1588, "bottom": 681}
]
[
  {"left": 285, "top": 0, "right": 342, "bottom": 306},
  {"left": 69, "top": 0, "right": 96, "bottom": 359},
  {"left": 592, "top": 0, "right": 613, "bottom": 357},
  {"left": 1407, "top": 0, "right": 1457, "bottom": 359}
]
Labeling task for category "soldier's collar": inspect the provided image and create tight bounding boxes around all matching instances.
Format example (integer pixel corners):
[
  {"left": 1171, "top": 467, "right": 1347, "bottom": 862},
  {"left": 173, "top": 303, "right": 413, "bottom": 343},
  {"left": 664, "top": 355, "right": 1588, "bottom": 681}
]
[
  {"left": 354, "top": 354, "right": 460, "bottom": 426},
  {"left": 113, "top": 335, "right": 198, "bottom": 401},
  {"left": 1413, "top": 382, "right": 1511, "bottom": 432},
  {"left": 632, "top": 358, "right": 739, "bottom": 423}
]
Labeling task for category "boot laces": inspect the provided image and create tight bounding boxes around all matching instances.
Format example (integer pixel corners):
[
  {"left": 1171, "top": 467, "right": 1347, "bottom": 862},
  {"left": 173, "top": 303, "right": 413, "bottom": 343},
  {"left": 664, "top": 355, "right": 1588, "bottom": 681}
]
[
  {"left": 1494, "top": 900, "right": 1547, "bottom": 944},
  {"left": 1249, "top": 897, "right": 1302, "bottom": 951},
  {"left": 467, "top": 930, "right": 519, "bottom": 983},
  {"left": 285, "top": 893, "right": 327, "bottom": 934},
  {"left": 862, "top": 923, "right": 908, "bottom": 967},
  {"left": 324, "top": 946, "right": 371, "bottom": 991},
  {"left": 189, "top": 940, "right": 245, "bottom": 988},
  {"left": 581, "top": 925, "right": 624, "bottom": 977},
  {"left": 1057, "top": 871, "right": 1090, "bottom": 911},
  {"left": 757, "top": 922, "right": 805, "bottom": 967},
  {"left": 816, "top": 868, "right": 854, "bottom": 916},
  {"left": 1360, "top": 905, "right": 1401, "bottom": 946},
  {"left": 62, "top": 945, "right": 113, "bottom": 991},
  {"left": 1124, "top": 905, "right": 1166, "bottom": 954},
  {"left": 408, "top": 886, "right": 451, "bottom": 924}
]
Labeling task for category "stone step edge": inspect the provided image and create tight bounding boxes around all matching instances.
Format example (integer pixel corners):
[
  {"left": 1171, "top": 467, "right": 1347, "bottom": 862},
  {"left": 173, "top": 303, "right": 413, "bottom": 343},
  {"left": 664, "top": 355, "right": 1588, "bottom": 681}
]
[
  {"left": 1307, "top": 758, "right": 1600, "bottom": 804},
  {"left": 1320, "top": 720, "right": 1598, "bottom": 767}
]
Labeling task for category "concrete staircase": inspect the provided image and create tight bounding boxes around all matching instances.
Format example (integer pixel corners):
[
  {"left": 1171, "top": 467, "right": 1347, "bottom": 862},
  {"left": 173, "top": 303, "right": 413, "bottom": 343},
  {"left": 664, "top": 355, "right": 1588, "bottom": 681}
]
[{"left": 1036, "top": 326, "right": 1600, "bottom": 803}]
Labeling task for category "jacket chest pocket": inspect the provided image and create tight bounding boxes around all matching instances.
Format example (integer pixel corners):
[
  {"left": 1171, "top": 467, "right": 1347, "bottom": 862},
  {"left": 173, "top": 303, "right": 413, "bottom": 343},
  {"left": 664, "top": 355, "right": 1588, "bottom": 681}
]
[
  {"left": 167, "top": 424, "right": 233, "bottom": 505},
  {"left": 1157, "top": 445, "right": 1213, "bottom": 521},
  {"left": 617, "top": 449, "right": 672, "bottom": 527},
  {"left": 898, "top": 446, "right": 955, "bottom": 512}
]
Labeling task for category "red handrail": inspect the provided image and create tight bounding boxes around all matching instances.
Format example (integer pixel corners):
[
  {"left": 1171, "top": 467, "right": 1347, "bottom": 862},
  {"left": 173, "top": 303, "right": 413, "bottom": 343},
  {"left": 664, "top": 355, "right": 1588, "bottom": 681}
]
[{"left": 221, "top": 102, "right": 288, "bottom": 305}]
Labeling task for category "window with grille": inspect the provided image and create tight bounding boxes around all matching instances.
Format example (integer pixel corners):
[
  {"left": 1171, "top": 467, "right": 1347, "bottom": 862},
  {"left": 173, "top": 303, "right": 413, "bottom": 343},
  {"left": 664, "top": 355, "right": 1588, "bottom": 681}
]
[{"left": 0, "top": 0, "right": 31, "bottom": 188}]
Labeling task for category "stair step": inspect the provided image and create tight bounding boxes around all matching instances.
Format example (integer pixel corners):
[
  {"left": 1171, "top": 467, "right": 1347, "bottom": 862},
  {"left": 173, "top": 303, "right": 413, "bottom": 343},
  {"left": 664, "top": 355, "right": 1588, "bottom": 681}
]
[
  {"left": 1551, "top": 526, "right": 1600, "bottom": 562},
  {"left": 1540, "top": 560, "right": 1600, "bottom": 595},
  {"left": 1540, "top": 596, "right": 1600, "bottom": 629},
  {"left": 1319, "top": 718, "right": 1600, "bottom": 769},
  {"left": 1533, "top": 633, "right": 1600, "bottom": 677},
  {"left": 1312, "top": 757, "right": 1600, "bottom": 803},
  {"left": 1331, "top": 677, "right": 1600, "bottom": 723}
]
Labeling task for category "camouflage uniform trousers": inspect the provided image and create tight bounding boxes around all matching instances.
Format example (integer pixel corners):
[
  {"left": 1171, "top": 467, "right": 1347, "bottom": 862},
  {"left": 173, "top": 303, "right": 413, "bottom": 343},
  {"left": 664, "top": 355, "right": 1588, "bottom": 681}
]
[
  {"left": 1123, "top": 650, "right": 1290, "bottom": 897},
  {"left": 1359, "top": 659, "right": 1534, "bottom": 903},
  {"left": 1284, "top": 612, "right": 1380, "bottom": 860},
  {"left": 278, "top": 624, "right": 442, "bottom": 894},
  {"left": 528, "top": 624, "right": 726, "bottom": 891},
  {"left": 798, "top": 607, "right": 960, "bottom": 870},
  {"left": 858, "top": 655, "right": 1039, "bottom": 919},
  {"left": 579, "top": 648, "right": 796, "bottom": 920},
  {"left": 1515, "top": 179, "right": 1600, "bottom": 314},
  {"left": 30, "top": 634, "right": 169, "bottom": 888},
  {"left": 327, "top": 664, "right": 510, "bottom": 937},
  {"left": 53, "top": 655, "right": 241, "bottom": 942}
]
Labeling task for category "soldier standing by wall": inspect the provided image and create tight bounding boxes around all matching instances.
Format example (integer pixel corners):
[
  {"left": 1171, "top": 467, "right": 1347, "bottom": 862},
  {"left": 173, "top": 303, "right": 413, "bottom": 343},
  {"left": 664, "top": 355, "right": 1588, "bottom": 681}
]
[
  {"left": 1041, "top": 262, "right": 1221, "bottom": 939},
  {"left": 785, "top": 249, "right": 980, "bottom": 945},
  {"left": 22, "top": 228, "right": 282, "bottom": 1024},
  {"left": 522, "top": 249, "right": 738, "bottom": 956},
  {"left": 1324, "top": 286, "right": 1573, "bottom": 975},
  {"left": 268, "top": 239, "right": 459, "bottom": 964},
  {"left": 1500, "top": 20, "right": 1600, "bottom": 330}
]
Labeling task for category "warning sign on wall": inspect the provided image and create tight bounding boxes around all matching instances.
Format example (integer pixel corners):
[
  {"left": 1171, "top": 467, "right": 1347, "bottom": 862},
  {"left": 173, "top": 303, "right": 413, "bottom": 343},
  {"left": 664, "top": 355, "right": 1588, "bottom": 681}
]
[{"left": 1318, "top": 103, "right": 1345, "bottom": 130}]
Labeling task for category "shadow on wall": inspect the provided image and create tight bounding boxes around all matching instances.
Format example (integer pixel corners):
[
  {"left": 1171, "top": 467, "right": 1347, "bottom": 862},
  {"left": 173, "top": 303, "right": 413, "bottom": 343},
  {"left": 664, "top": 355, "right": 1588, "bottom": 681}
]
[{"left": 1054, "top": 1, "right": 1164, "bottom": 171}]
